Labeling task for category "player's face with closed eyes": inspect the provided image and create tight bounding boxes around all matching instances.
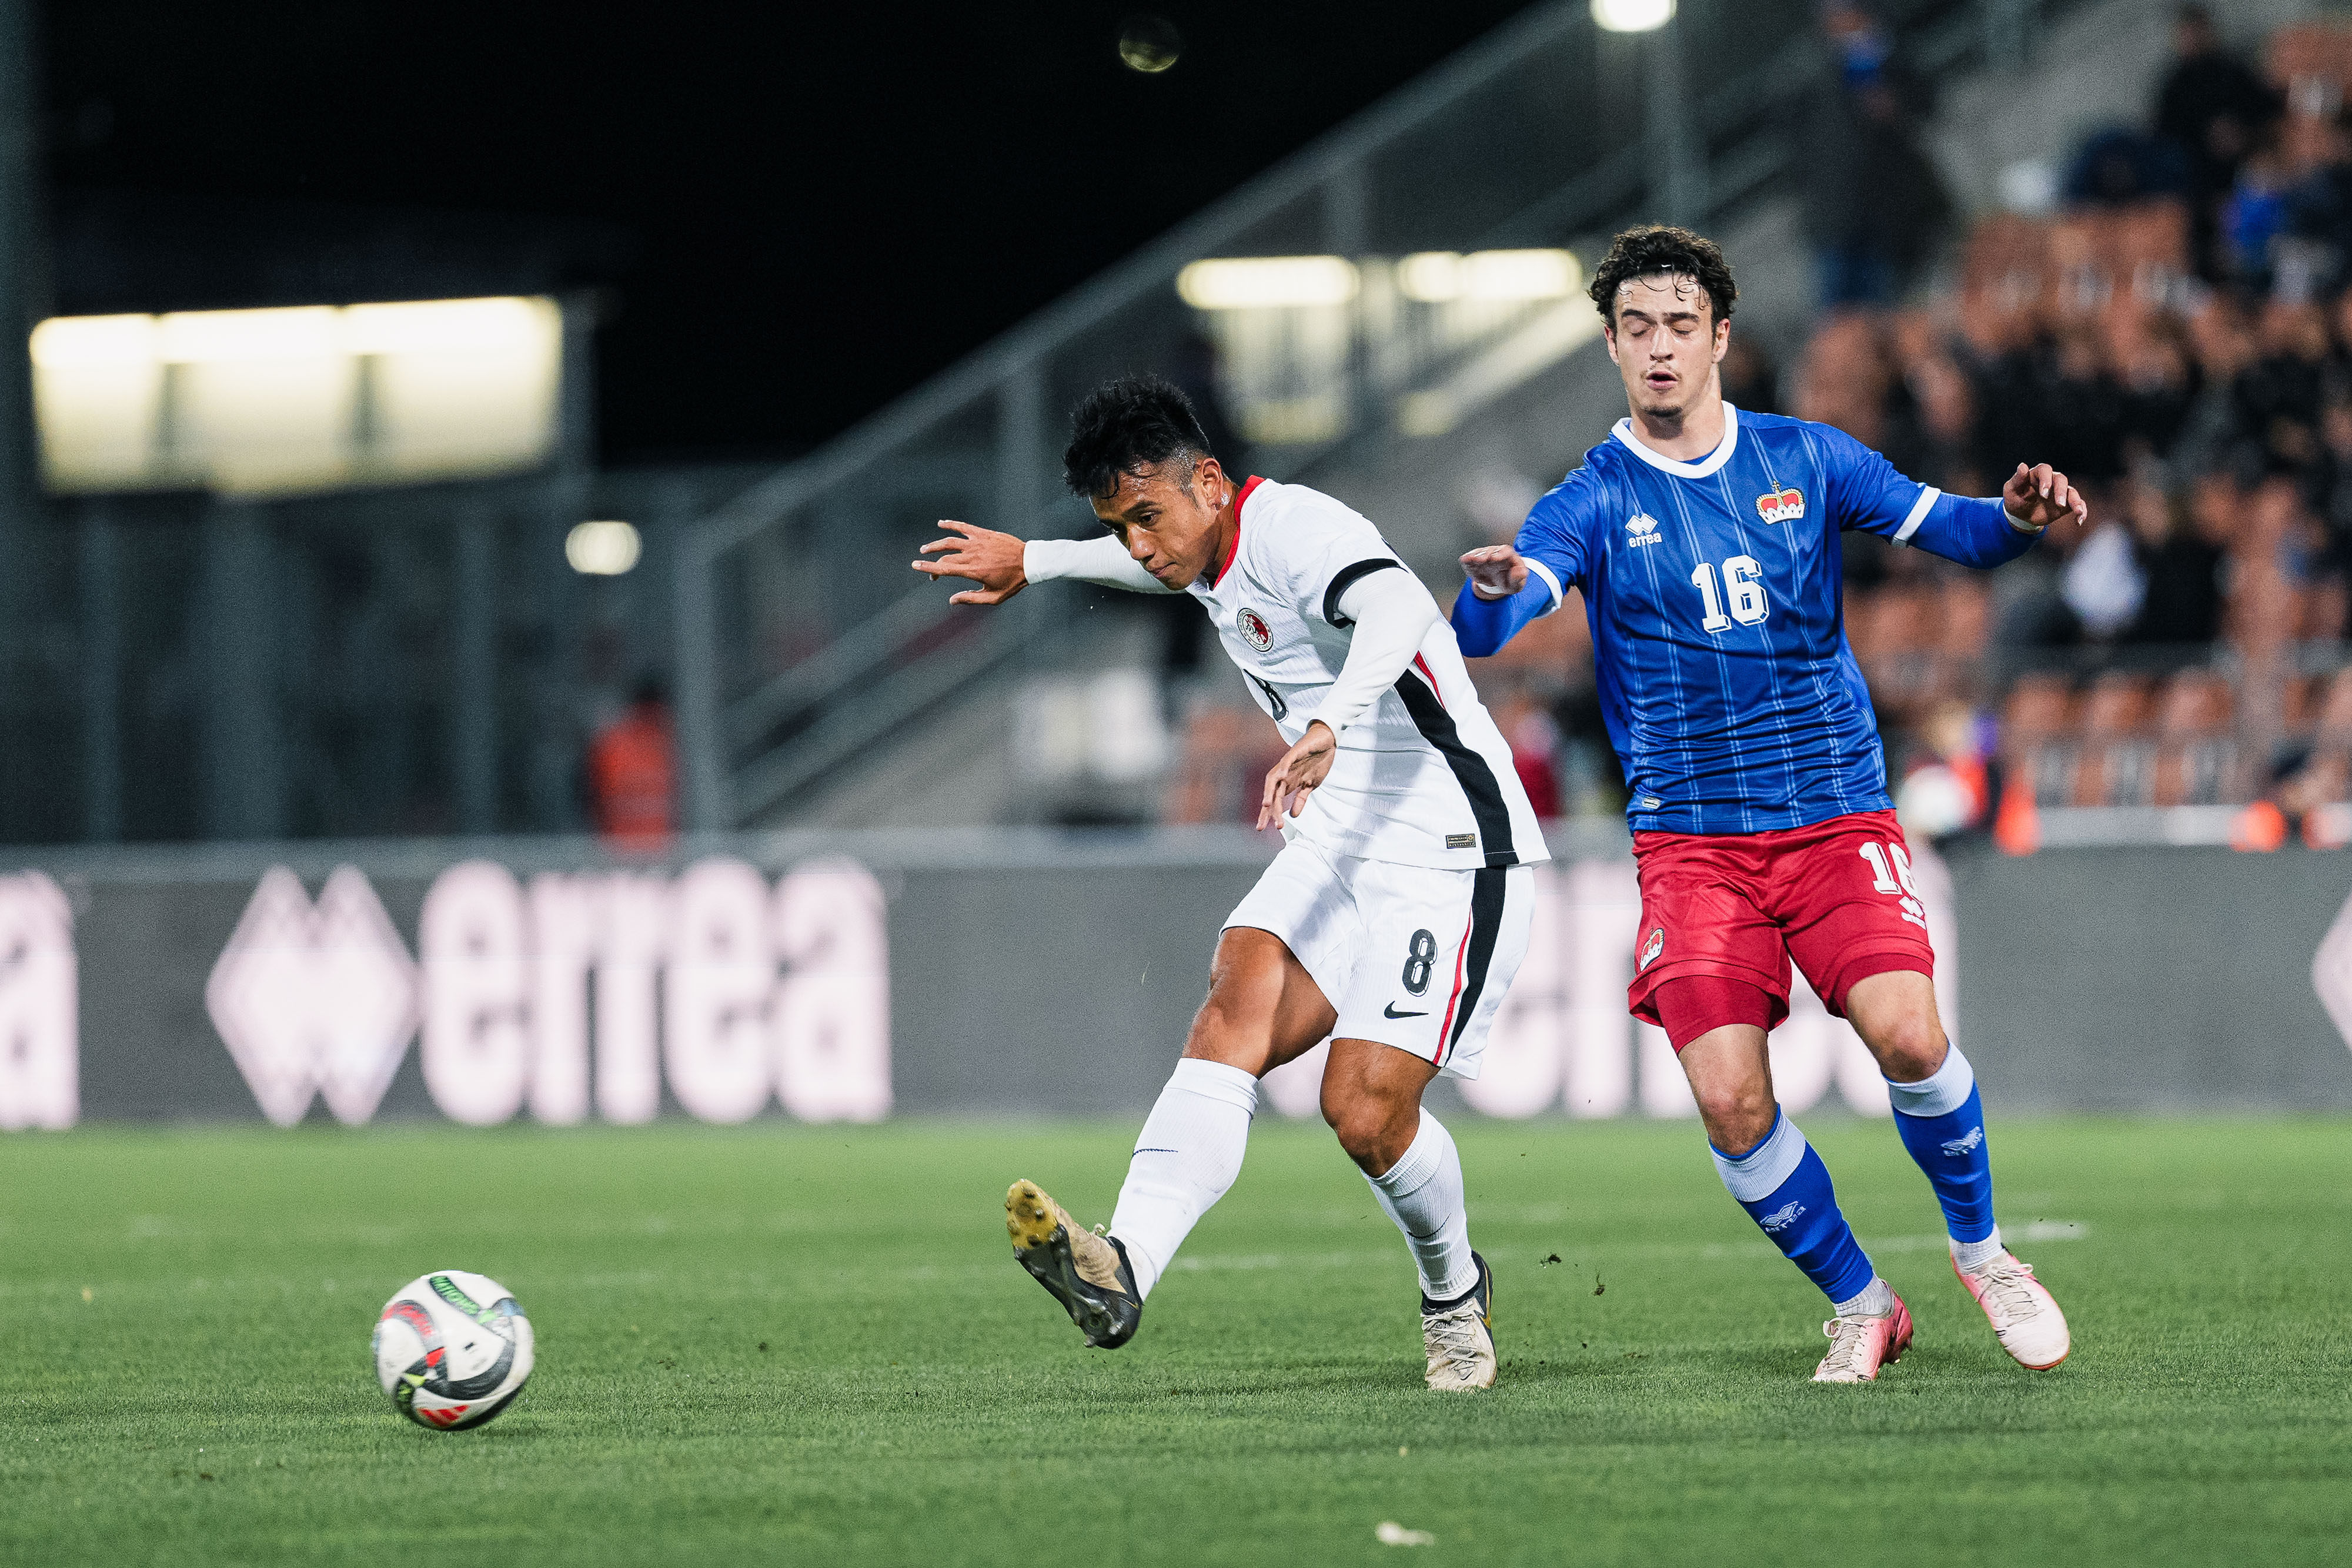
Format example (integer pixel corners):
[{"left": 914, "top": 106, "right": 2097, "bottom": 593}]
[
  {"left": 1606, "top": 272, "right": 1730, "bottom": 420},
  {"left": 1091, "top": 456, "right": 1228, "bottom": 589}
]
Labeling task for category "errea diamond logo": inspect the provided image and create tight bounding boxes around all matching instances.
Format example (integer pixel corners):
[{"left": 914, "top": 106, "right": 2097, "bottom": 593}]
[
  {"left": 1759, "top": 1199, "right": 1806, "bottom": 1233},
  {"left": 206, "top": 866, "right": 419, "bottom": 1126},
  {"left": 1626, "top": 513, "right": 1662, "bottom": 547}
]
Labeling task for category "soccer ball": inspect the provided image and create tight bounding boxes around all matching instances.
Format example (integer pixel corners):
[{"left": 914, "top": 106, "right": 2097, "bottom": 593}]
[{"left": 372, "top": 1271, "right": 534, "bottom": 1430}]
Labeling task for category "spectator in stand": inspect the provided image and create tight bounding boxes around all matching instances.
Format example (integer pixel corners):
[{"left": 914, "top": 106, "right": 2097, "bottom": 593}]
[
  {"left": 2283, "top": 106, "right": 2352, "bottom": 295},
  {"left": 2063, "top": 126, "right": 2190, "bottom": 206},
  {"left": 2234, "top": 297, "right": 2332, "bottom": 467},
  {"left": 2221, "top": 128, "right": 2294, "bottom": 286},
  {"left": 2123, "top": 470, "right": 2226, "bottom": 644},
  {"left": 2155, "top": 3, "right": 2283, "bottom": 278},
  {"left": 2116, "top": 317, "right": 2199, "bottom": 463},
  {"left": 587, "top": 677, "right": 678, "bottom": 852},
  {"left": 1495, "top": 693, "right": 1563, "bottom": 821},
  {"left": 1802, "top": 2, "right": 1950, "bottom": 306}
]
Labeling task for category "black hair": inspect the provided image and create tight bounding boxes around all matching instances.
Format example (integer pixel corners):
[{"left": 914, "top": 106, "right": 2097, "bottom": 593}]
[
  {"left": 1061, "top": 373, "right": 1217, "bottom": 500},
  {"left": 1588, "top": 225, "right": 1739, "bottom": 330}
]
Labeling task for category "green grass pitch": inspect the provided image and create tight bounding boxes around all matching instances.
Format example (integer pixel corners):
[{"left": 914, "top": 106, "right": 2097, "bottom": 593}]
[{"left": 4, "top": 1114, "right": 2348, "bottom": 1566}]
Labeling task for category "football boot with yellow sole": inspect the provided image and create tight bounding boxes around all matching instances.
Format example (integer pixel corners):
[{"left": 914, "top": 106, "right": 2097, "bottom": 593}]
[{"left": 1005, "top": 1179, "right": 1141, "bottom": 1349}]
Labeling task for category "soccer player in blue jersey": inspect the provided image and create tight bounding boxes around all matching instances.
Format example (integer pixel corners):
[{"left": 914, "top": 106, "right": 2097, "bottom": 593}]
[{"left": 1451, "top": 226, "right": 2086, "bottom": 1382}]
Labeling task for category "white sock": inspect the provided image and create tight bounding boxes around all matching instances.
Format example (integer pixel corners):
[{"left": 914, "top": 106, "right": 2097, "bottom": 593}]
[
  {"left": 1835, "top": 1276, "right": 1894, "bottom": 1319},
  {"left": 1952, "top": 1228, "right": 2006, "bottom": 1273},
  {"left": 1108, "top": 1058, "right": 1258, "bottom": 1298},
  {"left": 1366, "top": 1112, "right": 1479, "bottom": 1303}
]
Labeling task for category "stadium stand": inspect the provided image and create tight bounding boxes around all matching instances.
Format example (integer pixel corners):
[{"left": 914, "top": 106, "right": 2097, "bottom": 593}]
[{"left": 1772, "top": 12, "right": 2352, "bottom": 848}]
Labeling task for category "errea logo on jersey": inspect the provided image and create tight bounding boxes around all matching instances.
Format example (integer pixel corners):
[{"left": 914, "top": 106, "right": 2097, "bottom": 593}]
[
  {"left": 1236, "top": 608, "right": 1274, "bottom": 651},
  {"left": 1756, "top": 486, "right": 1805, "bottom": 524},
  {"left": 1626, "top": 513, "right": 1662, "bottom": 547}
]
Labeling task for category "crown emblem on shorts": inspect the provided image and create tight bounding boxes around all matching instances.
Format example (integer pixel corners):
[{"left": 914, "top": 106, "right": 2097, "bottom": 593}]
[
  {"left": 1236, "top": 607, "right": 1274, "bottom": 651},
  {"left": 1626, "top": 512, "right": 1662, "bottom": 547},
  {"left": 1756, "top": 486, "right": 1805, "bottom": 523}
]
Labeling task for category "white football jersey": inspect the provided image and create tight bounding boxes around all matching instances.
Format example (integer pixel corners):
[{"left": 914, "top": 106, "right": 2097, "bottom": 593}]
[{"left": 1190, "top": 477, "right": 1549, "bottom": 871}]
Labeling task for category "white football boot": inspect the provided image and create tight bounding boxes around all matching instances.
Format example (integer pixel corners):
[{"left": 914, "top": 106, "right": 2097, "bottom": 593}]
[
  {"left": 1812, "top": 1290, "right": 1914, "bottom": 1383},
  {"left": 1953, "top": 1249, "right": 2070, "bottom": 1370},
  {"left": 1421, "top": 1252, "right": 1496, "bottom": 1390}
]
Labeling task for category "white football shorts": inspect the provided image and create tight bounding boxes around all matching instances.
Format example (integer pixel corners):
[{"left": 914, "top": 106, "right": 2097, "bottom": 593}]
[{"left": 1224, "top": 838, "right": 1535, "bottom": 1080}]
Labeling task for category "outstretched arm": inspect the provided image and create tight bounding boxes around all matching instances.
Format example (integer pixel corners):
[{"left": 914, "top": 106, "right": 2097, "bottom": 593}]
[
  {"left": 1449, "top": 544, "right": 1562, "bottom": 657},
  {"left": 1257, "top": 567, "right": 1439, "bottom": 828},
  {"left": 1899, "top": 463, "right": 2087, "bottom": 568},
  {"left": 913, "top": 520, "right": 1173, "bottom": 604}
]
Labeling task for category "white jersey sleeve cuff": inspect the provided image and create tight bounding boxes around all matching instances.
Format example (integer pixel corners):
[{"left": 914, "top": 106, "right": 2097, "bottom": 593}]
[{"left": 1892, "top": 486, "right": 1940, "bottom": 545}]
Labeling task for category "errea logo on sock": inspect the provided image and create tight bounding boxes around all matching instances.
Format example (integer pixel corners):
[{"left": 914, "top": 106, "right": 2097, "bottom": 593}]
[
  {"left": 1941, "top": 1126, "right": 1984, "bottom": 1157},
  {"left": 1760, "top": 1200, "right": 1806, "bottom": 1233}
]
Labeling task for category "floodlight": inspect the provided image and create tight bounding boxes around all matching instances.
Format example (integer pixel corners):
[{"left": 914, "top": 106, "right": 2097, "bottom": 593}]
[
  {"left": 566, "top": 520, "right": 641, "bottom": 576},
  {"left": 1176, "top": 256, "right": 1359, "bottom": 310},
  {"left": 1593, "top": 0, "right": 1675, "bottom": 32},
  {"left": 1398, "top": 249, "right": 1582, "bottom": 303}
]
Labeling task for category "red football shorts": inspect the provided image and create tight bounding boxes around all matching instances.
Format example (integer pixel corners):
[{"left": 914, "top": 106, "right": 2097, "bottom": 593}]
[{"left": 1627, "top": 808, "right": 1935, "bottom": 1043}]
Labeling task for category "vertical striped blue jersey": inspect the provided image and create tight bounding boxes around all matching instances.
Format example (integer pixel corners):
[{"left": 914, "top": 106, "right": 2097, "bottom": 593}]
[{"left": 1450, "top": 404, "right": 2040, "bottom": 837}]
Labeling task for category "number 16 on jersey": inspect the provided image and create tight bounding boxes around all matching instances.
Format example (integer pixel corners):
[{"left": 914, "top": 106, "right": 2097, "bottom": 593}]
[{"left": 1691, "top": 556, "right": 1769, "bottom": 631}]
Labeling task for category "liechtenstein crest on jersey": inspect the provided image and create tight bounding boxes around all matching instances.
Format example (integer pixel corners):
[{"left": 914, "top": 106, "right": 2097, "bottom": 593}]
[
  {"left": 1625, "top": 512, "right": 1662, "bottom": 547},
  {"left": 1237, "top": 607, "right": 1274, "bottom": 651},
  {"left": 1756, "top": 486, "right": 1805, "bottom": 524}
]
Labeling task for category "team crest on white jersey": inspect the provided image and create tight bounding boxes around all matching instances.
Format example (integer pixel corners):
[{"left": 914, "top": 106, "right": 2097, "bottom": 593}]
[
  {"left": 1236, "top": 607, "right": 1274, "bottom": 651},
  {"left": 1756, "top": 486, "right": 1805, "bottom": 524},
  {"left": 1626, "top": 512, "right": 1662, "bottom": 547}
]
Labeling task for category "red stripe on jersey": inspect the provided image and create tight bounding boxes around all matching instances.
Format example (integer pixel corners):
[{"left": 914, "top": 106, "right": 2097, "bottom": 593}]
[
  {"left": 1214, "top": 476, "right": 1264, "bottom": 588},
  {"left": 1432, "top": 908, "right": 1475, "bottom": 1064},
  {"left": 1412, "top": 653, "right": 1445, "bottom": 708}
]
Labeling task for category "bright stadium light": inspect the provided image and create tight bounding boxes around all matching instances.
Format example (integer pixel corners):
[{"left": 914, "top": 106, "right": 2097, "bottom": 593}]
[
  {"left": 28, "top": 313, "right": 159, "bottom": 369},
  {"left": 1397, "top": 249, "right": 1582, "bottom": 303},
  {"left": 566, "top": 519, "right": 641, "bottom": 576},
  {"left": 1593, "top": 0, "right": 1675, "bottom": 31},
  {"left": 1176, "top": 256, "right": 1359, "bottom": 310},
  {"left": 29, "top": 296, "right": 563, "bottom": 496}
]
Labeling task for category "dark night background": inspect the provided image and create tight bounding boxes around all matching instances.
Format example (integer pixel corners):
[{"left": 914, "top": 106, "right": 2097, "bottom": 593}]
[{"left": 40, "top": 2, "right": 1541, "bottom": 466}]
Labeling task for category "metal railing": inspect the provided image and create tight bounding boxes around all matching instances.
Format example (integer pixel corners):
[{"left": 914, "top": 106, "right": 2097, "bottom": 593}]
[{"left": 674, "top": 0, "right": 2084, "bottom": 830}]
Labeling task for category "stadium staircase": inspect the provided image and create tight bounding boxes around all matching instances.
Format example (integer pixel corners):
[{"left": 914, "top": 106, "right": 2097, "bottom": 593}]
[{"left": 674, "top": 0, "right": 2134, "bottom": 832}]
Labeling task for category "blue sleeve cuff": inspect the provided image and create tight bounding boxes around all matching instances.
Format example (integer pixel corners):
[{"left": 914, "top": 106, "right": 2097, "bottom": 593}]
[{"left": 1450, "top": 575, "right": 1553, "bottom": 657}]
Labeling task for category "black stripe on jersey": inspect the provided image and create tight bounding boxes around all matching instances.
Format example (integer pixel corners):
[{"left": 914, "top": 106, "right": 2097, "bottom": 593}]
[
  {"left": 1448, "top": 868, "right": 1511, "bottom": 1052},
  {"left": 1392, "top": 669, "right": 1519, "bottom": 867},
  {"left": 1322, "top": 558, "right": 1404, "bottom": 627}
]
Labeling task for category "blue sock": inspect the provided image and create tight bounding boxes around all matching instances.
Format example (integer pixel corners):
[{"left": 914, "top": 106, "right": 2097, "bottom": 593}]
[
  {"left": 1885, "top": 1044, "right": 1996, "bottom": 1245},
  {"left": 1710, "top": 1111, "right": 1878, "bottom": 1304}
]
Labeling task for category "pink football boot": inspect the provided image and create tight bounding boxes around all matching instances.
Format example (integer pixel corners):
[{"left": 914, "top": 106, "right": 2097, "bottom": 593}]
[
  {"left": 1812, "top": 1291, "right": 1915, "bottom": 1383},
  {"left": 1953, "top": 1252, "right": 2070, "bottom": 1370}
]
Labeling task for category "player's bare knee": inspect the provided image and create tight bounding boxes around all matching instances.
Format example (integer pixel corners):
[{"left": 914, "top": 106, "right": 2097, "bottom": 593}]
[
  {"left": 1322, "top": 1087, "right": 1413, "bottom": 1174},
  {"left": 1694, "top": 1085, "right": 1777, "bottom": 1156},
  {"left": 1865, "top": 1007, "right": 1947, "bottom": 1084}
]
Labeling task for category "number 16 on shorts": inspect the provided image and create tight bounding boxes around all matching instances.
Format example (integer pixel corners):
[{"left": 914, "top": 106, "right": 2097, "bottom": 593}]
[{"left": 1860, "top": 840, "right": 1928, "bottom": 930}]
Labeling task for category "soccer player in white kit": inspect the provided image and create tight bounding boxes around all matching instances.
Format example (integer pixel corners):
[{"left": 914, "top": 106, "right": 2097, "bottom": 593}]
[{"left": 914, "top": 375, "right": 1548, "bottom": 1389}]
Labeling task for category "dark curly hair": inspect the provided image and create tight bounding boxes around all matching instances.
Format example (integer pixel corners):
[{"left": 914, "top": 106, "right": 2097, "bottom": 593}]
[
  {"left": 1062, "top": 373, "right": 1217, "bottom": 500},
  {"left": 1588, "top": 225, "right": 1738, "bottom": 330}
]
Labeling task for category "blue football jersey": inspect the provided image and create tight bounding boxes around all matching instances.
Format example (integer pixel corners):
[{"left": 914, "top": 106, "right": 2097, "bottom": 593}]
[{"left": 1451, "top": 404, "right": 2036, "bottom": 837}]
